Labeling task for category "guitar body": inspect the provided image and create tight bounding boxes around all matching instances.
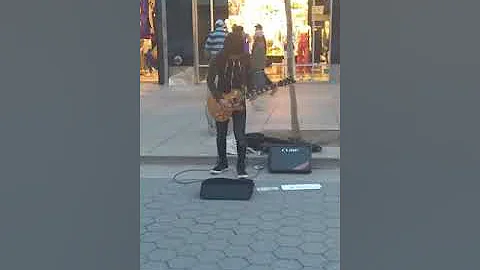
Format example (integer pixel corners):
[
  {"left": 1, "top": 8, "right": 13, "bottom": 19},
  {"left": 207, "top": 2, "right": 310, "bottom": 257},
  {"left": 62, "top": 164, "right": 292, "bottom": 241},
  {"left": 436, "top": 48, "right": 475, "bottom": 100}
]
[
  {"left": 207, "top": 89, "right": 245, "bottom": 122},
  {"left": 207, "top": 77, "right": 296, "bottom": 122}
]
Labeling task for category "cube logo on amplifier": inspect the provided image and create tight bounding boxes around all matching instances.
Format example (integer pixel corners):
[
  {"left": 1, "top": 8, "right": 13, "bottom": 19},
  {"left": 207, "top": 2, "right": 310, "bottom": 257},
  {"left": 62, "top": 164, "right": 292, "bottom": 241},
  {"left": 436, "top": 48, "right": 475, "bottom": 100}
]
[
  {"left": 280, "top": 147, "right": 300, "bottom": 154},
  {"left": 268, "top": 145, "right": 312, "bottom": 174}
]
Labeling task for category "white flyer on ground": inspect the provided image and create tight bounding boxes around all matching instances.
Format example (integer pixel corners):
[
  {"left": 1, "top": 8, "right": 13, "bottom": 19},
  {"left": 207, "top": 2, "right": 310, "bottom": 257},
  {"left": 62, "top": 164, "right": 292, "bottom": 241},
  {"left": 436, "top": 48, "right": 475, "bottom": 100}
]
[{"left": 281, "top": 184, "right": 322, "bottom": 191}]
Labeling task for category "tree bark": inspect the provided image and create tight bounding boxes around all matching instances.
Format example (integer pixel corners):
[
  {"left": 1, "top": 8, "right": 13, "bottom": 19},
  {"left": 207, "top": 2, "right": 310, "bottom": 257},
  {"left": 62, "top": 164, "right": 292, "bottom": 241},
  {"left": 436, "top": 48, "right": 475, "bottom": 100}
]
[
  {"left": 156, "top": 0, "right": 169, "bottom": 85},
  {"left": 284, "top": 0, "right": 301, "bottom": 141}
]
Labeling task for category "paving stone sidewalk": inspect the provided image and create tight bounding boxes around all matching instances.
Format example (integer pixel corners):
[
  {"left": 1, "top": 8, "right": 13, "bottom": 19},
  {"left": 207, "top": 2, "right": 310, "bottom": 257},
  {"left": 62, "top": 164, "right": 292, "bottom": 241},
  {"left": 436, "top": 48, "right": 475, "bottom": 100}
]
[
  {"left": 141, "top": 165, "right": 340, "bottom": 270},
  {"left": 141, "top": 83, "right": 340, "bottom": 158}
]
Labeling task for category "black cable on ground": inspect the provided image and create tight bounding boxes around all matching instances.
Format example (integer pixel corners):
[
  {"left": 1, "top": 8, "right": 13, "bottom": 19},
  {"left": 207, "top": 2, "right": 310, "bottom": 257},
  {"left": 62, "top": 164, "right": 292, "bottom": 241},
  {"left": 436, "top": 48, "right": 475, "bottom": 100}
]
[
  {"left": 170, "top": 163, "right": 339, "bottom": 185},
  {"left": 171, "top": 163, "right": 265, "bottom": 185},
  {"left": 171, "top": 169, "right": 211, "bottom": 185}
]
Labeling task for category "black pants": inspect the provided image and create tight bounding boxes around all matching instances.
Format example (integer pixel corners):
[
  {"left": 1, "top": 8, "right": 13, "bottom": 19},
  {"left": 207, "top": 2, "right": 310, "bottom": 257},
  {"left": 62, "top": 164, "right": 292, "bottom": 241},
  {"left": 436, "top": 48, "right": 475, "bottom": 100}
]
[
  {"left": 248, "top": 69, "right": 274, "bottom": 91},
  {"left": 216, "top": 109, "right": 247, "bottom": 167}
]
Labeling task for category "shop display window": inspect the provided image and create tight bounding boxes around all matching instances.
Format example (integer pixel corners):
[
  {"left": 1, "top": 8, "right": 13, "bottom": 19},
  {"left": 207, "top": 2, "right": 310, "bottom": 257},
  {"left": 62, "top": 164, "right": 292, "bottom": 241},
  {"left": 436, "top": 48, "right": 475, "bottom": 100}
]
[
  {"left": 140, "top": 0, "right": 158, "bottom": 83},
  {"left": 226, "top": 0, "right": 310, "bottom": 58}
]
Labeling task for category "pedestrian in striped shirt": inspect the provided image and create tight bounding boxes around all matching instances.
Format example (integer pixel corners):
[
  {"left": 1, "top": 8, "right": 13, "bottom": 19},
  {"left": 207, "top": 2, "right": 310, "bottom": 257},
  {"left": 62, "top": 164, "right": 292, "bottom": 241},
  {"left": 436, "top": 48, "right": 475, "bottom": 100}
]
[{"left": 205, "top": 20, "right": 227, "bottom": 95}]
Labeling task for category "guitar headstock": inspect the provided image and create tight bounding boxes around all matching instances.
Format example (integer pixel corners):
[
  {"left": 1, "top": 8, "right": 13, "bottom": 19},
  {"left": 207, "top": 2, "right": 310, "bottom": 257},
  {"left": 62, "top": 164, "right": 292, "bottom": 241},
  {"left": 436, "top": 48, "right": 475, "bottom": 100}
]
[
  {"left": 246, "top": 92, "right": 256, "bottom": 100},
  {"left": 245, "top": 76, "right": 296, "bottom": 101}
]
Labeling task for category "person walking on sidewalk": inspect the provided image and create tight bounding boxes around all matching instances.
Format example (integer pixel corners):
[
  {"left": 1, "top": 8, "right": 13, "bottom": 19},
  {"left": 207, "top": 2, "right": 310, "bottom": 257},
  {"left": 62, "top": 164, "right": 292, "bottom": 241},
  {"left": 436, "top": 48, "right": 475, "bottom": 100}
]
[
  {"left": 252, "top": 24, "right": 267, "bottom": 55},
  {"left": 209, "top": 25, "right": 250, "bottom": 179},
  {"left": 204, "top": 20, "right": 227, "bottom": 95},
  {"left": 251, "top": 24, "right": 275, "bottom": 88},
  {"left": 250, "top": 35, "right": 268, "bottom": 90}
]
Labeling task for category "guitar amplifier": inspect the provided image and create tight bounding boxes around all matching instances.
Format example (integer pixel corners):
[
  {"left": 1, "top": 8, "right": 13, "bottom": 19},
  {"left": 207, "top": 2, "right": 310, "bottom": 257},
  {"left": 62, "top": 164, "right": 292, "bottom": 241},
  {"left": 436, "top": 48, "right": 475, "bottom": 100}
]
[
  {"left": 200, "top": 178, "right": 255, "bottom": 200},
  {"left": 267, "top": 145, "right": 312, "bottom": 174}
]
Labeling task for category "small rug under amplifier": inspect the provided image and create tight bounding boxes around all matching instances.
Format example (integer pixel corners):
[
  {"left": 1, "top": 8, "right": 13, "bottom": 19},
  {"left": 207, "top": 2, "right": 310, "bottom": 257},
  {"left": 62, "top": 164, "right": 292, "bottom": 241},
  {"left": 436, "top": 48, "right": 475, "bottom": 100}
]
[
  {"left": 200, "top": 178, "right": 255, "bottom": 200},
  {"left": 268, "top": 145, "right": 312, "bottom": 174}
]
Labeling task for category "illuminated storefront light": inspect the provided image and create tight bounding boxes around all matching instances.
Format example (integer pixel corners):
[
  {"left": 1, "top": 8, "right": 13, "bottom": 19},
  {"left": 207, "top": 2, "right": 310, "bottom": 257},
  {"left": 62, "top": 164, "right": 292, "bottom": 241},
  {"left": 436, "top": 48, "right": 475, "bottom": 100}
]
[{"left": 226, "top": 0, "right": 309, "bottom": 57}]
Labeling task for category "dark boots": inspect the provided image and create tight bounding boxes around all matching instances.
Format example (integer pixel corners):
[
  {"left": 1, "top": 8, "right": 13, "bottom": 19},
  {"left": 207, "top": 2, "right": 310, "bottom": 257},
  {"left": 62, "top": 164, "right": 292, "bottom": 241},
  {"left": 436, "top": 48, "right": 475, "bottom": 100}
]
[
  {"left": 210, "top": 160, "right": 228, "bottom": 174},
  {"left": 210, "top": 135, "right": 228, "bottom": 174},
  {"left": 211, "top": 132, "right": 248, "bottom": 178}
]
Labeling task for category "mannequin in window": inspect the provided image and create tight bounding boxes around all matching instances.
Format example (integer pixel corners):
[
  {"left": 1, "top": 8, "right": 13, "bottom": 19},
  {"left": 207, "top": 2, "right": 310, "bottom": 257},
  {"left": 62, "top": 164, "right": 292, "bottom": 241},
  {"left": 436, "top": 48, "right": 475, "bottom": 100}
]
[
  {"left": 148, "top": 0, "right": 156, "bottom": 49},
  {"left": 296, "top": 26, "right": 311, "bottom": 74},
  {"left": 140, "top": 0, "right": 153, "bottom": 76},
  {"left": 322, "top": 21, "right": 330, "bottom": 64}
]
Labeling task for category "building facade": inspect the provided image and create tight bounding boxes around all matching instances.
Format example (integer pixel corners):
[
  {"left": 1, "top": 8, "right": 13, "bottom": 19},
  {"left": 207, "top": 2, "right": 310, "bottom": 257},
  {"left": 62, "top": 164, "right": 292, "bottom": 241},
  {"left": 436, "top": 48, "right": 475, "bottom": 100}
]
[{"left": 140, "top": 0, "right": 339, "bottom": 84}]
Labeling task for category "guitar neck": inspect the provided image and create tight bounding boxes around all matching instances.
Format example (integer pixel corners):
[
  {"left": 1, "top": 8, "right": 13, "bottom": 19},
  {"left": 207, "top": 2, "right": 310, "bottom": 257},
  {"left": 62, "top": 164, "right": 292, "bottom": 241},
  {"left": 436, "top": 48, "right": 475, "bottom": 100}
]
[{"left": 246, "top": 76, "right": 296, "bottom": 101}]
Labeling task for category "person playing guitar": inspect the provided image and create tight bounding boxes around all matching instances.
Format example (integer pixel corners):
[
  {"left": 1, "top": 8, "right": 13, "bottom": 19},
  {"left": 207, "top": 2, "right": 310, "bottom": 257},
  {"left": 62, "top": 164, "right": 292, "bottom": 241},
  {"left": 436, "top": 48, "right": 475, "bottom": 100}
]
[{"left": 209, "top": 25, "right": 250, "bottom": 179}]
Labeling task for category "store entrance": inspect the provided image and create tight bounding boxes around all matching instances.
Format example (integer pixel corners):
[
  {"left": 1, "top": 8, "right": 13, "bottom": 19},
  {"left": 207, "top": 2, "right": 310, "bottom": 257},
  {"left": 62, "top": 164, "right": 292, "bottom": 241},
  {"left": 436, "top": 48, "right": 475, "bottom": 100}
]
[{"left": 225, "top": 0, "right": 331, "bottom": 82}]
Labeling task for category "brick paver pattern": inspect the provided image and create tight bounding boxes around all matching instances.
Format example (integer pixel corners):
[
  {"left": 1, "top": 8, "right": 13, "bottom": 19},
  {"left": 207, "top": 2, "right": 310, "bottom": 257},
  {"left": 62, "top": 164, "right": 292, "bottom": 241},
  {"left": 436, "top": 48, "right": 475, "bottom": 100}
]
[{"left": 141, "top": 179, "right": 340, "bottom": 270}]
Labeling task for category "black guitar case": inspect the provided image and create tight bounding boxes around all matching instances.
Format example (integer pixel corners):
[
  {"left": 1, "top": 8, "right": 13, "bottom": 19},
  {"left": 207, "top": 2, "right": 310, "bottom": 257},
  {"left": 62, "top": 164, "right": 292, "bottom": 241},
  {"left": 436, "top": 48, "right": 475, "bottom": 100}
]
[{"left": 246, "top": 132, "right": 322, "bottom": 154}]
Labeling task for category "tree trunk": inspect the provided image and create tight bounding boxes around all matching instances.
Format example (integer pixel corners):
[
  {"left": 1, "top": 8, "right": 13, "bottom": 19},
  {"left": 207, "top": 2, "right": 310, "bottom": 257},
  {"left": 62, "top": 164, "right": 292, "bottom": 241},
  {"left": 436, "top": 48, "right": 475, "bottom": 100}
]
[
  {"left": 156, "top": 0, "right": 169, "bottom": 85},
  {"left": 284, "top": 0, "right": 301, "bottom": 141}
]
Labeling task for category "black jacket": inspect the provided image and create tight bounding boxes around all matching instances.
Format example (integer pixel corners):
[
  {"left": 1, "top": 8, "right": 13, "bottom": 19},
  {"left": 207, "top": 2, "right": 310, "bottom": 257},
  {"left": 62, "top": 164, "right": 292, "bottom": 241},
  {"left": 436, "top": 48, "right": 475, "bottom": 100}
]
[
  {"left": 207, "top": 31, "right": 250, "bottom": 99},
  {"left": 223, "top": 32, "right": 245, "bottom": 57}
]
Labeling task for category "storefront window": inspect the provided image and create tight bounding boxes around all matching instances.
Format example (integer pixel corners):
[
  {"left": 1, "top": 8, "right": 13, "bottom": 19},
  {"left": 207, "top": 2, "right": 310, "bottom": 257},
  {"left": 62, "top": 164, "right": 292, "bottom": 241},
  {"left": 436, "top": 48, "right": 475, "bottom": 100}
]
[
  {"left": 223, "top": 0, "right": 330, "bottom": 82},
  {"left": 140, "top": 0, "right": 159, "bottom": 83},
  {"left": 226, "top": 0, "right": 310, "bottom": 58},
  {"left": 139, "top": 0, "right": 334, "bottom": 84}
]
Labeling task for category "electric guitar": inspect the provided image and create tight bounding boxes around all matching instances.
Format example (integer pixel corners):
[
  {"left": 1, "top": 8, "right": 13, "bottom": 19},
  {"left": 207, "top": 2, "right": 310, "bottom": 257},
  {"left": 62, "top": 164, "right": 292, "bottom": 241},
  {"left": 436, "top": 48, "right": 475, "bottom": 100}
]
[{"left": 207, "top": 77, "right": 296, "bottom": 122}]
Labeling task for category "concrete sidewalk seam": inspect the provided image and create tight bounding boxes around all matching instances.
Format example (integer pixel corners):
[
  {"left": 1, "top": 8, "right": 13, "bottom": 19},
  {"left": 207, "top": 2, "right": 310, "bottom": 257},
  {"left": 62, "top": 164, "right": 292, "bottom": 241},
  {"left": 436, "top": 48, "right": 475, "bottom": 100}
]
[{"left": 140, "top": 155, "right": 340, "bottom": 170}]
